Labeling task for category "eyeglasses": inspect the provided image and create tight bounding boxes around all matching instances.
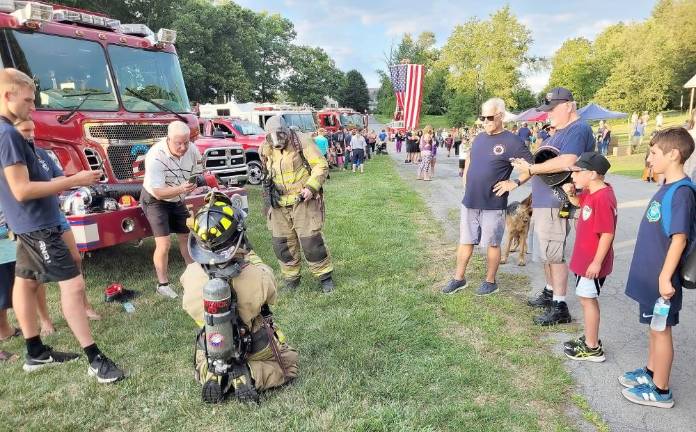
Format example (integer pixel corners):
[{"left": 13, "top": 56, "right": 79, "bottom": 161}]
[{"left": 478, "top": 114, "right": 500, "bottom": 122}]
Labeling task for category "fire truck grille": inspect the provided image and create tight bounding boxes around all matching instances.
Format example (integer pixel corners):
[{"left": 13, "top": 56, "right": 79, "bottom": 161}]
[
  {"left": 106, "top": 145, "right": 150, "bottom": 181},
  {"left": 86, "top": 123, "right": 169, "bottom": 144}
]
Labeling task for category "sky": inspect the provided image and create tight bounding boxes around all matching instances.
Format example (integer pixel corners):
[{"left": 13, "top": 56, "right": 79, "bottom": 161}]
[{"left": 234, "top": 0, "right": 657, "bottom": 92}]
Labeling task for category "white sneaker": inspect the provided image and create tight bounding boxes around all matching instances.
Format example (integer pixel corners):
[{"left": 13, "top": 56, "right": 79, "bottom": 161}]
[{"left": 156, "top": 284, "right": 178, "bottom": 299}]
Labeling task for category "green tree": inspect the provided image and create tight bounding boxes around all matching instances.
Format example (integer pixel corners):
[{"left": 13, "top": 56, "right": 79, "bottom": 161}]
[
  {"left": 446, "top": 91, "right": 478, "bottom": 126},
  {"left": 422, "top": 67, "right": 449, "bottom": 115},
  {"left": 284, "top": 46, "right": 343, "bottom": 108},
  {"left": 251, "top": 12, "right": 296, "bottom": 101},
  {"left": 546, "top": 38, "right": 604, "bottom": 105},
  {"left": 439, "top": 6, "right": 531, "bottom": 110},
  {"left": 375, "top": 71, "right": 396, "bottom": 117},
  {"left": 339, "top": 70, "right": 370, "bottom": 113}
]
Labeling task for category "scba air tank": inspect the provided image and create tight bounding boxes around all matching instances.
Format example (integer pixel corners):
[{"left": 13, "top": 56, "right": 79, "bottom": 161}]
[{"left": 202, "top": 278, "right": 235, "bottom": 360}]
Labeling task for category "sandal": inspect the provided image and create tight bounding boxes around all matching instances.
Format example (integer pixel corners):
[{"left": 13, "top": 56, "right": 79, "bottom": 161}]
[{"left": 0, "top": 327, "right": 21, "bottom": 342}]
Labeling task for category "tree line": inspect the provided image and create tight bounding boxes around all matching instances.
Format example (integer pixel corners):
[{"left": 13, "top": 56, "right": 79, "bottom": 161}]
[{"left": 59, "top": 0, "right": 371, "bottom": 112}]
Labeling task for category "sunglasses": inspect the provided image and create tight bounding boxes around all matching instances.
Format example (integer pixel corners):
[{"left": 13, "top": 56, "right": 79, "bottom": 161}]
[
  {"left": 478, "top": 114, "right": 500, "bottom": 122},
  {"left": 543, "top": 97, "right": 570, "bottom": 106}
]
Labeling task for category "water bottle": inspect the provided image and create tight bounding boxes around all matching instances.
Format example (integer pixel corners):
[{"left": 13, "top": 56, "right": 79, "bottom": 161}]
[
  {"left": 123, "top": 302, "right": 135, "bottom": 314},
  {"left": 650, "top": 298, "right": 670, "bottom": 331}
]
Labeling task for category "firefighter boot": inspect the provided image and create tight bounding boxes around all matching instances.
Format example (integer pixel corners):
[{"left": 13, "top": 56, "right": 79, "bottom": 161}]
[
  {"left": 230, "top": 363, "right": 259, "bottom": 403},
  {"left": 202, "top": 375, "right": 225, "bottom": 404},
  {"left": 320, "top": 273, "right": 335, "bottom": 294}
]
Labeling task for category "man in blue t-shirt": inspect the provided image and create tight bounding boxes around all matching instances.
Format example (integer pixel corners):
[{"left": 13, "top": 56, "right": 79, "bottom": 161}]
[
  {"left": 0, "top": 68, "right": 123, "bottom": 382},
  {"left": 511, "top": 87, "right": 596, "bottom": 325},
  {"left": 442, "top": 98, "right": 533, "bottom": 296},
  {"left": 518, "top": 122, "right": 532, "bottom": 146}
]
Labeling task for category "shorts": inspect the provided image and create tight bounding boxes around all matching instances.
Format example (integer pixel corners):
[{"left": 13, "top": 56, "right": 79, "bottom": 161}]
[
  {"left": 352, "top": 149, "right": 365, "bottom": 166},
  {"left": 15, "top": 228, "right": 80, "bottom": 283},
  {"left": 0, "top": 261, "right": 15, "bottom": 309},
  {"left": 58, "top": 212, "right": 70, "bottom": 233},
  {"left": 459, "top": 205, "right": 505, "bottom": 247},
  {"left": 575, "top": 275, "right": 606, "bottom": 298},
  {"left": 639, "top": 303, "right": 679, "bottom": 327},
  {"left": 458, "top": 159, "right": 466, "bottom": 169},
  {"left": 142, "top": 199, "right": 190, "bottom": 237},
  {"left": 532, "top": 208, "right": 570, "bottom": 264}
]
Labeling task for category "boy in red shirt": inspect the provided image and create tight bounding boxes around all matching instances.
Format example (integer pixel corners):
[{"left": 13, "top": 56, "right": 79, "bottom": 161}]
[{"left": 561, "top": 152, "right": 617, "bottom": 362}]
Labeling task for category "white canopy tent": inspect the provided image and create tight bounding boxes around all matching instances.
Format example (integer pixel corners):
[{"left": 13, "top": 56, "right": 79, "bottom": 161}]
[{"left": 685, "top": 73, "right": 696, "bottom": 115}]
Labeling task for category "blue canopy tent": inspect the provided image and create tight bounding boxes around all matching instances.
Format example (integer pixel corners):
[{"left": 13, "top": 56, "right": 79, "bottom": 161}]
[{"left": 578, "top": 103, "right": 627, "bottom": 121}]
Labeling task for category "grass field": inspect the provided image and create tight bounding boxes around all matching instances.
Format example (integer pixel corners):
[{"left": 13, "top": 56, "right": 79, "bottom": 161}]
[{"left": 0, "top": 157, "right": 591, "bottom": 431}]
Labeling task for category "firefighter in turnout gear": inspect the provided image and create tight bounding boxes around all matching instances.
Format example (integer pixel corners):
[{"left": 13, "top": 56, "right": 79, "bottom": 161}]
[
  {"left": 261, "top": 115, "right": 335, "bottom": 293},
  {"left": 180, "top": 191, "right": 298, "bottom": 404}
]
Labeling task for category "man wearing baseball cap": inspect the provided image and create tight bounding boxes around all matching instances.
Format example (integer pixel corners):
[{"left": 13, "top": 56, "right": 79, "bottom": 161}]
[{"left": 511, "top": 87, "right": 596, "bottom": 325}]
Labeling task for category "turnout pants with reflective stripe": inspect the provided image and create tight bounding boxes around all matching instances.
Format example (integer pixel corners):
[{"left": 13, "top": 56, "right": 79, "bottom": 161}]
[{"left": 267, "top": 197, "right": 333, "bottom": 280}]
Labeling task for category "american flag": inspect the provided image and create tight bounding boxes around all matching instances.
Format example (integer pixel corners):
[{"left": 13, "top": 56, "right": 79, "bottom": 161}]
[{"left": 389, "top": 63, "right": 425, "bottom": 129}]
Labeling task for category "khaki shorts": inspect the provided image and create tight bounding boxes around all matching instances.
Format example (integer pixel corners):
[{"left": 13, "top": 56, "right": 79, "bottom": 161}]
[{"left": 532, "top": 208, "right": 570, "bottom": 264}]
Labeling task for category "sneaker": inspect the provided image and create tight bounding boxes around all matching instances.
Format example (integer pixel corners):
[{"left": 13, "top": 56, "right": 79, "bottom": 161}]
[
  {"left": 156, "top": 283, "right": 178, "bottom": 299},
  {"left": 442, "top": 278, "right": 468, "bottom": 294},
  {"left": 621, "top": 383, "right": 674, "bottom": 408},
  {"left": 284, "top": 277, "right": 300, "bottom": 291},
  {"left": 88, "top": 354, "right": 125, "bottom": 384},
  {"left": 564, "top": 339, "right": 605, "bottom": 362},
  {"left": 563, "top": 335, "right": 603, "bottom": 351},
  {"left": 533, "top": 301, "right": 572, "bottom": 326},
  {"left": 23, "top": 346, "right": 80, "bottom": 372},
  {"left": 320, "top": 276, "right": 335, "bottom": 294},
  {"left": 618, "top": 367, "right": 654, "bottom": 388},
  {"left": 528, "top": 288, "right": 552, "bottom": 307},
  {"left": 476, "top": 281, "right": 498, "bottom": 296}
]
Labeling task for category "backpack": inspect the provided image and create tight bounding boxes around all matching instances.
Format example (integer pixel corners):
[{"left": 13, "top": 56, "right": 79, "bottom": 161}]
[{"left": 660, "top": 178, "right": 696, "bottom": 289}]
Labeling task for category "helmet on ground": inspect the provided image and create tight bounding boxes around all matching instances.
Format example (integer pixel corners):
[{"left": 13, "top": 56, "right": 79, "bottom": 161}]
[
  {"left": 533, "top": 146, "right": 571, "bottom": 187},
  {"left": 189, "top": 195, "right": 246, "bottom": 265}
]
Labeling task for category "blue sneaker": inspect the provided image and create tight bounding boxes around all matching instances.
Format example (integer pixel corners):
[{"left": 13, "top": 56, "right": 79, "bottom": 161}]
[
  {"left": 475, "top": 281, "right": 498, "bottom": 296},
  {"left": 621, "top": 383, "right": 674, "bottom": 408},
  {"left": 618, "top": 367, "right": 654, "bottom": 388},
  {"left": 442, "top": 278, "right": 467, "bottom": 294}
]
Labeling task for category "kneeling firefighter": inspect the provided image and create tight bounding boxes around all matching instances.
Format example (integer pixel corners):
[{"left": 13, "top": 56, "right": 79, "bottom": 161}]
[
  {"left": 180, "top": 192, "right": 298, "bottom": 403},
  {"left": 261, "top": 115, "right": 335, "bottom": 293}
]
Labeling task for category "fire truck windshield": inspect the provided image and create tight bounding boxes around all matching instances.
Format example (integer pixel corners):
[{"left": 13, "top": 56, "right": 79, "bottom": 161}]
[
  {"left": 4, "top": 31, "right": 118, "bottom": 111},
  {"left": 283, "top": 113, "right": 316, "bottom": 133},
  {"left": 340, "top": 113, "right": 364, "bottom": 129},
  {"left": 108, "top": 45, "right": 190, "bottom": 113}
]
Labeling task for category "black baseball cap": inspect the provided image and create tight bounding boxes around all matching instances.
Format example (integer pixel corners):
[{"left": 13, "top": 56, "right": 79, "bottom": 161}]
[
  {"left": 573, "top": 152, "right": 611, "bottom": 175},
  {"left": 536, "top": 87, "right": 574, "bottom": 112}
]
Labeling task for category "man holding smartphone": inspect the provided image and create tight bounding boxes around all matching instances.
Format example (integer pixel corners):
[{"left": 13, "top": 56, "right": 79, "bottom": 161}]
[{"left": 142, "top": 120, "right": 202, "bottom": 299}]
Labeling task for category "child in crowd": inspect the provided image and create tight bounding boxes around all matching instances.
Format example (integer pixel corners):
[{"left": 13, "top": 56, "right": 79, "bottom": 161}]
[
  {"left": 620, "top": 127, "right": 696, "bottom": 408},
  {"left": 327, "top": 144, "right": 337, "bottom": 168},
  {"left": 561, "top": 152, "right": 616, "bottom": 362},
  {"left": 335, "top": 142, "right": 345, "bottom": 170}
]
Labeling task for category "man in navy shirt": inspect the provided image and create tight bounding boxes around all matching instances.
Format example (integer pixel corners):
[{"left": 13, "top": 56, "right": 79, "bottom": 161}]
[
  {"left": 512, "top": 87, "right": 596, "bottom": 325},
  {"left": 0, "top": 68, "right": 123, "bottom": 382},
  {"left": 518, "top": 122, "right": 532, "bottom": 146},
  {"left": 442, "top": 98, "right": 533, "bottom": 296}
]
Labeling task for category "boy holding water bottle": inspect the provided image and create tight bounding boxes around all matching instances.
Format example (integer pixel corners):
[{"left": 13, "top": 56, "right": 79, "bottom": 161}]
[{"left": 621, "top": 128, "right": 696, "bottom": 408}]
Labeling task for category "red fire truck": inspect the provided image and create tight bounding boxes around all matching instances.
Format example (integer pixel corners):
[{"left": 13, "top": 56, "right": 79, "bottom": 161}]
[
  {"left": 0, "top": 2, "right": 248, "bottom": 252},
  {"left": 316, "top": 108, "right": 367, "bottom": 133}
]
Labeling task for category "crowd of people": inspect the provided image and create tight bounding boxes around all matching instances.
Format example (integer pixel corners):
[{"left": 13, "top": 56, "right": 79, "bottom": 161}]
[{"left": 311, "top": 126, "right": 389, "bottom": 174}]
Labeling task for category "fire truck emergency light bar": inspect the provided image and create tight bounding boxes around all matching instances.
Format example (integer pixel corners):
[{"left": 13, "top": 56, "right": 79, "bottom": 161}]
[{"left": 1, "top": 1, "right": 176, "bottom": 44}]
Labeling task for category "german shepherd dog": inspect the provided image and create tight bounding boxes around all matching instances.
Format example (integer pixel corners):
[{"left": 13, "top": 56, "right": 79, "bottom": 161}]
[{"left": 501, "top": 194, "right": 533, "bottom": 266}]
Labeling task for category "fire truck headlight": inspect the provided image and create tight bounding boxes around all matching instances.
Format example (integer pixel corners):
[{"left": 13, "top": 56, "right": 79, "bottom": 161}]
[{"left": 156, "top": 28, "right": 177, "bottom": 44}]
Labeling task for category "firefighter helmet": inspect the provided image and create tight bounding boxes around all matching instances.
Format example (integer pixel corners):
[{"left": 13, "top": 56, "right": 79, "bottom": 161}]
[{"left": 189, "top": 196, "right": 246, "bottom": 265}]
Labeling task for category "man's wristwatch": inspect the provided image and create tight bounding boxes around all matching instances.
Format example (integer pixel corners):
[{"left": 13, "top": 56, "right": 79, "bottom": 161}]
[{"left": 513, "top": 179, "right": 521, "bottom": 186}]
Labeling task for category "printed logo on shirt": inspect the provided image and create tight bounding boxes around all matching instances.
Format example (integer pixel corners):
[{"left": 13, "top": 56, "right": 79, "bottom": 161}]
[
  {"left": 646, "top": 200, "right": 661, "bottom": 223},
  {"left": 493, "top": 144, "right": 505, "bottom": 155},
  {"left": 37, "top": 157, "right": 49, "bottom": 173},
  {"left": 582, "top": 205, "right": 592, "bottom": 221}
]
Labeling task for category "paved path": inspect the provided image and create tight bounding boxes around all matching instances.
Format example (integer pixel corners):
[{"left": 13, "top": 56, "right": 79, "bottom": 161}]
[{"left": 371, "top": 117, "right": 696, "bottom": 432}]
